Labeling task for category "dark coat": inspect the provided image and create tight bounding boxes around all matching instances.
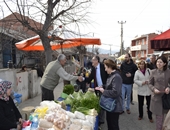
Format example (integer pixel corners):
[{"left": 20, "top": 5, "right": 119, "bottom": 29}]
[
  {"left": 85, "top": 63, "right": 108, "bottom": 88},
  {"left": 147, "top": 62, "right": 156, "bottom": 70},
  {"left": 120, "top": 61, "right": 138, "bottom": 84},
  {"left": 0, "top": 96, "right": 22, "bottom": 130},
  {"left": 102, "top": 71, "right": 123, "bottom": 112},
  {"left": 149, "top": 69, "right": 170, "bottom": 115}
]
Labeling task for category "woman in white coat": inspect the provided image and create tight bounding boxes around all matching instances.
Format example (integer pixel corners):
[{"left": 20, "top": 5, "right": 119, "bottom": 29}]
[{"left": 134, "top": 60, "right": 153, "bottom": 122}]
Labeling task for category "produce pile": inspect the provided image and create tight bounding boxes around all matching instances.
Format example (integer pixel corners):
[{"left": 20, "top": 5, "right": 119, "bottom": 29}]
[
  {"left": 63, "top": 88, "right": 100, "bottom": 114},
  {"left": 23, "top": 86, "right": 101, "bottom": 130},
  {"left": 31, "top": 100, "right": 97, "bottom": 130}
]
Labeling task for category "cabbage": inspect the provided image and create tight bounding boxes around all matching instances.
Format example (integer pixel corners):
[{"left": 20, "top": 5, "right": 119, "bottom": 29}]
[{"left": 64, "top": 94, "right": 75, "bottom": 106}]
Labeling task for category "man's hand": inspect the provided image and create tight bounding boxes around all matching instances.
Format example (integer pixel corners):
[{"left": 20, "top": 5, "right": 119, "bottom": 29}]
[
  {"left": 78, "top": 76, "right": 83, "bottom": 82},
  {"left": 126, "top": 73, "right": 131, "bottom": 77}
]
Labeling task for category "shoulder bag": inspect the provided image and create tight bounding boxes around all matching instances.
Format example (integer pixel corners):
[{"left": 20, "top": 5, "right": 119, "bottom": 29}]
[
  {"left": 99, "top": 95, "right": 116, "bottom": 112},
  {"left": 162, "top": 93, "right": 170, "bottom": 109}
]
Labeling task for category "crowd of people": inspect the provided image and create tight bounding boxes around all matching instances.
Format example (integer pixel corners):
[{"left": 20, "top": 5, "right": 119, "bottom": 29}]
[
  {"left": 78, "top": 53, "right": 170, "bottom": 130},
  {"left": 0, "top": 53, "right": 170, "bottom": 130}
]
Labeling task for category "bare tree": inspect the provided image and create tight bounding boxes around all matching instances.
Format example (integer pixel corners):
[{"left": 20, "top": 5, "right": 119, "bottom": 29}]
[{"left": 3, "top": 0, "right": 92, "bottom": 65}]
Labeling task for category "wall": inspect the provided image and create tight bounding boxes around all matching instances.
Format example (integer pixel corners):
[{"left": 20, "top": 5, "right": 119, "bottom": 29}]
[{"left": 0, "top": 69, "right": 41, "bottom": 102}]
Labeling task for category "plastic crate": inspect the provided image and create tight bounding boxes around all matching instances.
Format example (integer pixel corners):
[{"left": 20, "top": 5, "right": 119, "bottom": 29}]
[
  {"left": 57, "top": 97, "right": 65, "bottom": 101},
  {"left": 94, "top": 116, "right": 99, "bottom": 130}
]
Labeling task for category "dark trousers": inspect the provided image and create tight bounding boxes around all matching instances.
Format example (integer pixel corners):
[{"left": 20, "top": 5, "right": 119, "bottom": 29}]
[
  {"left": 138, "top": 95, "right": 152, "bottom": 119},
  {"left": 106, "top": 111, "right": 120, "bottom": 130},
  {"left": 98, "top": 108, "right": 105, "bottom": 125},
  {"left": 76, "top": 80, "right": 86, "bottom": 93},
  {"left": 41, "top": 86, "right": 54, "bottom": 101}
]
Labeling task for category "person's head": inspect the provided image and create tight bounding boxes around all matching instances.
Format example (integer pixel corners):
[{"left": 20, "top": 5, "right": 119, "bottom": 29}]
[
  {"left": 156, "top": 56, "right": 167, "bottom": 71},
  {"left": 124, "top": 53, "right": 131, "bottom": 63},
  {"left": 102, "top": 58, "right": 107, "bottom": 63},
  {"left": 58, "top": 54, "right": 67, "bottom": 66},
  {"left": 22, "top": 65, "right": 27, "bottom": 71},
  {"left": 92, "top": 55, "right": 100, "bottom": 67},
  {"left": 168, "top": 55, "right": 170, "bottom": 61},
  {"left": 138, "top": 60, "right": 146, "bottom": 70},
  {"left": 150, "top": 54, "right": 156, "bottom": 64},
  {"left": 104, "top": 59, "right": 117, "bottom": 74},
  {"left": 0, "top": 81, "right": 12, "bottom": 101}
]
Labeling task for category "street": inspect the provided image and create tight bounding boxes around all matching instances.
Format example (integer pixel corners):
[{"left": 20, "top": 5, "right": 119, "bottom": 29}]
[{"left": 19, "top": 81, "right": 156, "bottom": 130}]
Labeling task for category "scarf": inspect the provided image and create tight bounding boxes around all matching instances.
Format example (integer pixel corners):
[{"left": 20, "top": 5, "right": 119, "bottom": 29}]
[
  {"left": 140, "top": 69, "right": 145, "bottom": 75},
  {"left": 0, "top": 81, "right": 12, "bottom": 101}
]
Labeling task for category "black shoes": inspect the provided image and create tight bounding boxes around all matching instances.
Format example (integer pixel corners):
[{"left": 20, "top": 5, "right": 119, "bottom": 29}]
[
  {"left": 120, "top": 111, "right": 124, "bottom": 114},
  {"left": 131, "top": 102, "right": 134, "bottom": 105}
]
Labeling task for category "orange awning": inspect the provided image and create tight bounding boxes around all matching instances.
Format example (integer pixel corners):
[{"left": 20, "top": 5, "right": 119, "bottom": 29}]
[{"left": 15, "top": 35, "right": 101, "bottom": 51}]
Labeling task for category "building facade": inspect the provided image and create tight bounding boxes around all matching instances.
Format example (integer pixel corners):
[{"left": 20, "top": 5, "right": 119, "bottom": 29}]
[
  {"left": 0, "top": 12, "right": 53, "bottom": 68},
  {"left": 130, "top": 33, "right": 158, "bottom": 59}
]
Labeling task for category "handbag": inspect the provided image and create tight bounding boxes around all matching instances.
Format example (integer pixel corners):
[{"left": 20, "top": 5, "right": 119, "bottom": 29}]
[
  {"left": 99, "top": 95, "right": 116, "bottom": 112},
  {"left": 162, "top": 93, "right": 170, "bottom": 109}
]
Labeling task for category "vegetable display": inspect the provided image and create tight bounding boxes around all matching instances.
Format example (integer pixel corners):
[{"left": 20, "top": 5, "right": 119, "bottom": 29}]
[{"left": 64, "top": 88, "right": 101, "bottom": 114}]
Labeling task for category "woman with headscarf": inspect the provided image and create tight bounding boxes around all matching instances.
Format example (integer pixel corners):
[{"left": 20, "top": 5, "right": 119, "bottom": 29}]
[{"left": 0, "top": 80, "right": 23, "bottom": 130}]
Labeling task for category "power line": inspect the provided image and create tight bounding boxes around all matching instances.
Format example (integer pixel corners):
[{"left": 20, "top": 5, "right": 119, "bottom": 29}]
[{"left": 130, "top": 0, "right": 153, "bottom": 25}]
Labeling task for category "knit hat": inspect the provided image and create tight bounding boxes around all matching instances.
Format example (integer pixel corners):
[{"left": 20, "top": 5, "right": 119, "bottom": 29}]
[{"left": 146, "top": 58, "right": 150, "bottom": 63}]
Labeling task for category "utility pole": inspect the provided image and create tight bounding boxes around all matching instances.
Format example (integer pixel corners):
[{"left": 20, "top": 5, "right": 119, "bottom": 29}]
[{"left": 118, "top": 21, "right": 126, "bottom": 55}]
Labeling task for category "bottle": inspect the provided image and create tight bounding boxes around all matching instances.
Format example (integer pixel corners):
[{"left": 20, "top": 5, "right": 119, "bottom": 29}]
[{"left": 30, "top": 115, "right": 39, "bottom": 130}]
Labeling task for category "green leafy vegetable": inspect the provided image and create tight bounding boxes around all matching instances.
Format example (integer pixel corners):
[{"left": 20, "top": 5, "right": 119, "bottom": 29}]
[
  {"left": 63, "top": 94, "right": 75, "bottom": 106},
  {"left": 76, "top": 107, "right": 98, "bottom": 116},
  {"left": 63, "top": 84, "right": 74, "bottom": 95}
]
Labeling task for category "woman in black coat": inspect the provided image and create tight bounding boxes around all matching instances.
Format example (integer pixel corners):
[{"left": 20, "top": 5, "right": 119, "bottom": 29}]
[
  {"left": 0, "top": 80, "right": 23, "bottom": 130},
  {"left": 95, "top": 59, "right": 123, "bottom": 130}
]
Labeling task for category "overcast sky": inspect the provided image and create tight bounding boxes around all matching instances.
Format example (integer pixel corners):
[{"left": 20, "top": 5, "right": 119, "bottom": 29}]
[
  {"left": 0, "top": 0, "right": 170, "bottom": 53},
  {"left": 86, "top": 0, "right": 170, "bottom": 52}
]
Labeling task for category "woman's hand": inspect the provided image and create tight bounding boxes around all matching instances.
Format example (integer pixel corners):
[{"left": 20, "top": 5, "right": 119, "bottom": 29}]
[
  {"left": 142, "top": 82, "right": 146, "bottom": 85},
  {"left": 154, "top": 88, "right": 161, "bottom": 94},
  {"left": 95, "top": 87, "right": 104, "bottom": 93},
  {"left": 19, "top": 118, "right": 23, "bottom": 126},
  {"left": 165, "top": 88, "right": 170, "bottom": 94},
  {"left": 17, "top": 124, "right": 22, "bottom": 130}
]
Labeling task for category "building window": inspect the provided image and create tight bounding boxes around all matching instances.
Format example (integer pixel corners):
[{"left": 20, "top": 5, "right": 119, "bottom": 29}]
[
  {"left": 141, "top": 51, "right": 144, "bottom": 57},
  {"left": 136, "top": 40, "right": 139, "bottom": 45},
  {"left": 142, "top": 39, "right": 145, "bottom": 45},
  {"left": 136, "top": 51, "right": 139, "bottom": 57}
]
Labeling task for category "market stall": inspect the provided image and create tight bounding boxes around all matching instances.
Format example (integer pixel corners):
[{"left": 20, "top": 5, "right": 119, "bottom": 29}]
[{"left": 22, "top": 85, "right": 100, "bottom": 130}]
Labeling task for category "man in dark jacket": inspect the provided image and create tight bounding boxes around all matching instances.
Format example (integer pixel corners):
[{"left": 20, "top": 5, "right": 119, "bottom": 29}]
[
  {"left": 85, "top": 55, "right": 108, "bottom": 128},
  {"left": 147, "top": 54, "right": 156, "bottom": 70},
  {"left": 120, "top": 53, "right": 138, "bottom": 114}
]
